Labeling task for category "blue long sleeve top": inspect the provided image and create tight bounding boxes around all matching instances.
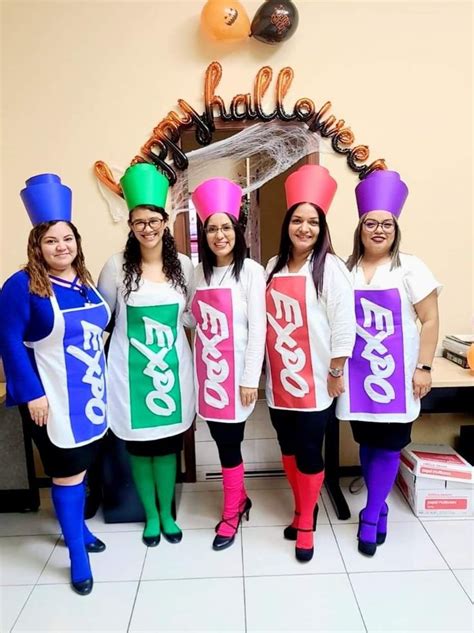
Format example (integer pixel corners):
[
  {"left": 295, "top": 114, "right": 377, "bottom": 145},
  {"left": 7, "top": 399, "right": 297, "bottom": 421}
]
[{"left": 0, "top": 270, "right": 103, "bottom": 407}]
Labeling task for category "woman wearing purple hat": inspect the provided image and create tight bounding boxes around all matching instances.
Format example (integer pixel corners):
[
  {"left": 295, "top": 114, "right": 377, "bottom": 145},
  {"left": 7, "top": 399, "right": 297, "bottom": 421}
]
[
  {"left": 191, "top": 178, "right": 266, "bottom": 551},
  {"left": 336, "top": 170, "right": 441, "bottom": 556},
  {"left": 0, "top": 174, "right": 110, "bottom": 594}
]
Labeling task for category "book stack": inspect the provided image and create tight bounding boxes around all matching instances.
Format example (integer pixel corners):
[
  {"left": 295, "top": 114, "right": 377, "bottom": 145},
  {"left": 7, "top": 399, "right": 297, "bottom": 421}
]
[{"left": 442, "top": 334, "right": 474, "bottom": 368}]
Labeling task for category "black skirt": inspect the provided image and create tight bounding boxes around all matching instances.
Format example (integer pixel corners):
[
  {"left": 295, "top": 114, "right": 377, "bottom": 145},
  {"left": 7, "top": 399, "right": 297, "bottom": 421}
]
[
  {"left": 20, "top": 405, "right": 101, "bottom": 478},
  {"left": 350, "top": 420, "right": 413, "bottom": 451},
  {"left": 125, "top": 432, "right": 184, "bottom": 457}
]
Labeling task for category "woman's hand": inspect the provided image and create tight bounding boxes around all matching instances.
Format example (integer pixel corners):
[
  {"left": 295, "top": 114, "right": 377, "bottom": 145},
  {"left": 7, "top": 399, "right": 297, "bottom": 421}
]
[
  {"left": 327, "top": 375, "right": 345, "bottom": 398},
  {"left": 412, "top": 368, "right": 432, "bottom": 399},
  {"left": 28, "top": 396, "right": 49, "bottom": 426},
  {"left": 240, "top": 386, "right": 258, "bottom": 407}
]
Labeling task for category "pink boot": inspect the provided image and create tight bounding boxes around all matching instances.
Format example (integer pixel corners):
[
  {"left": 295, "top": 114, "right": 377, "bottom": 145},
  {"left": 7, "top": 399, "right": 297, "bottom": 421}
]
[
  {"left": 295, "top": 469, "right": 324, "bottom": 562},
  {"left": 213, "top": 464, "right": 249, "bottom": 551}
]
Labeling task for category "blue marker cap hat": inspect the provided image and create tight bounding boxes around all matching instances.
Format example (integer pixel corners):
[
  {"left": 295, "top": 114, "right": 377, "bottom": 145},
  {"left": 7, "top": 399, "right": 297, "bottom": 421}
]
[{"left": 20, "top": 173, "right": 72, "bottom": 226}]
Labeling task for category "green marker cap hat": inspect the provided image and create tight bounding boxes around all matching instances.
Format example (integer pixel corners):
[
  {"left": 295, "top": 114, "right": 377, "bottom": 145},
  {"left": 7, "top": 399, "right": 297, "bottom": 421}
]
[{"left": 120, "top": 163, "right": 169, "bottom": 212}]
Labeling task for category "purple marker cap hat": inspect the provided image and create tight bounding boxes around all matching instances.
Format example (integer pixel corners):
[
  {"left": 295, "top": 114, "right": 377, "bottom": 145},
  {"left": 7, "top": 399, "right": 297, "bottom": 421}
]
[
  {"left": 20, "top": 173, "right": 72, "bottom": 226},
  {"left": 355, "top": 170, "right": 408, "bottom": 218}
]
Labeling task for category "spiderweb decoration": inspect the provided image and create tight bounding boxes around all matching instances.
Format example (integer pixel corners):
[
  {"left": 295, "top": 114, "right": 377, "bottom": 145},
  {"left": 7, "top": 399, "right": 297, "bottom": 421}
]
[{"left": 97, "top": 121, "right": 332, "bottom": 224}]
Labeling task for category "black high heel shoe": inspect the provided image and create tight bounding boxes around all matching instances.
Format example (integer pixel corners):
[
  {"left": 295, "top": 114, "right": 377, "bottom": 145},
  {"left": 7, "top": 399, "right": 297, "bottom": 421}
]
[
  {"left": 212, "top": 515, "right": 240, "bottom": 551},
  {"left": 240, "top": 497, "right": 252, "bottom": 521},
  {"left": 295, "top": 528, "right": 314, "bottom": 563},
  {"left": 85, "top": 538, "right": 106, "bottom": 553},
  {"left": 357, "top": 510, "right": 377, "bottom": 556},
  {"left": 284, "top": 504, "right": 319, "bottom": 541},
  {"left": 213, "top": 498, "right": 252, "bottom": 551}
]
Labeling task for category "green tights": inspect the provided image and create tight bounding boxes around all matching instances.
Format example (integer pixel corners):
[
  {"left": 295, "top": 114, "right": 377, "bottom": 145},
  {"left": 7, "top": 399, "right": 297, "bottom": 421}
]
[{"left": 129, "top": 453, "right": 181, "bottom": 538}]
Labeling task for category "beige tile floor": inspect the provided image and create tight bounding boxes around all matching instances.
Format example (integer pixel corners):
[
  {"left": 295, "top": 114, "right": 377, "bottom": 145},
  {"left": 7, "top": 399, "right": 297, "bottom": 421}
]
[{"left": 1, "top": 480, "right": 473, "bottom": 633}]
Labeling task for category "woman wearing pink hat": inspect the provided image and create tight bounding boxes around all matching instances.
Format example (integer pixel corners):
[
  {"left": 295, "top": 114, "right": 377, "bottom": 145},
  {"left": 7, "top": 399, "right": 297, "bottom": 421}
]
[
  {"left": 191, "top": 178, "right": 266, "bottom": 551},
  {"left": 266, "top": 164, "right": 356, "bottom": 562},
  {"left": 336, "top": 170, "right": 441, "bottom": 556}
]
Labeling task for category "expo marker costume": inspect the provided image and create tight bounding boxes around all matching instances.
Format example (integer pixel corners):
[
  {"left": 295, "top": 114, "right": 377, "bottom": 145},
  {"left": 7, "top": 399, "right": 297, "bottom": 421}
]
[
  {"left": 98, "top": 163, "right": 195, "bottom": 547},
  {"left": 336, "top": 170, "right": 442, "bottom": 556},
  {"left": 0, "top": 173, "right": 110, "bottom": 595},
  {"left": 191, "top": 177, "right": 266, "bottom": 550},
  {"left": 102, "top": 260, "right": 195, "bottom": 440},
  {"left": 265, "top": 164, "right": 356, "bottom": 562}
]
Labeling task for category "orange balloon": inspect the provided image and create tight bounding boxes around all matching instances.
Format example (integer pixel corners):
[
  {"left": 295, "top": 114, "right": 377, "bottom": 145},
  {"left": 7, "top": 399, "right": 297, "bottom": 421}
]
[
  {"left": 200, "top": 0, "right": 250, "bottom": 41},
  {"left": 467, "top": 344, "right": 474, "bottom": 371}
]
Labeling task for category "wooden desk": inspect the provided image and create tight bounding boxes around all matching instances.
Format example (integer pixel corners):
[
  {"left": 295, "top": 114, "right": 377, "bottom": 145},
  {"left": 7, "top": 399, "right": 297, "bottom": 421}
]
[
  {"left": 430, "top": 357, "right": 474, "bottom": 388},
  {"left": 325, "top": 357, "right": 474, "bottom": 520}
]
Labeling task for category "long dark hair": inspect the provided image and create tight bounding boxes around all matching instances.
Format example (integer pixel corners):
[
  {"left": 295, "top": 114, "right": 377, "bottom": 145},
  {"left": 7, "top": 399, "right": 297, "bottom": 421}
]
[
  {"left": 122, "top": 205, "right": 187, "bottom": 301},
  {"left": 199, "top": 213, "right": 247, "bottom": 285},
  {"left": 346, "top": 215, "right": 402, "bottom": 271},
  {"left": 24, "top": 220, "right": 92, "bottom": 297},
  {"left": 267, "top": 203, "right": 335, "bottom": 297}
]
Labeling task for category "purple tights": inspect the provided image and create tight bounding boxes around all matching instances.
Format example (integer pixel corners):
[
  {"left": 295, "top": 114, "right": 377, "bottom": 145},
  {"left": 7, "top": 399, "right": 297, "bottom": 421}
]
[{"left": 359, "top": 445, "right": 400, "bottom": 543}]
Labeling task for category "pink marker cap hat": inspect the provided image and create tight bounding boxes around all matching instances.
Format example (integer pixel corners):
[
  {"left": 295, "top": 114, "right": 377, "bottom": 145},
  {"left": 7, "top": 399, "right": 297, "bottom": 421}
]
[
  {"left": 191, "top": 177, "right": 242, "bottom": 224},
  {"left": 355, "top": 170, "right": 408, "bottom": 218},
  {"left": 285, "top": 164, "right": 337, "bottom": 215}
]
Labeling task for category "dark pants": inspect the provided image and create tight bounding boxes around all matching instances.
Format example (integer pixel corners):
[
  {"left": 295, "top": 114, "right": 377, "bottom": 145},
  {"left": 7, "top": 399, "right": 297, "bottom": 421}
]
[
  {"left": 269, "top": 406, "right": 332, "bottom": 474},
  {"left": 207, "top": 421, "right": 246, "bottom": 468}
]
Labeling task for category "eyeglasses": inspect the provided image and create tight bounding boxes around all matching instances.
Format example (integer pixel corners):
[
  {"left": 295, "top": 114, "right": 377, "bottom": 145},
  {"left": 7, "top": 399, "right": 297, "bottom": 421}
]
[
  {"left": 205, "top": 224, "right": 235, "bottom": 236},
  {"left": 362, "top": 219, "right": 396, "bottom": 233},
  {"left": 130, "top": 218, "right": 164, "bottom": 232}
]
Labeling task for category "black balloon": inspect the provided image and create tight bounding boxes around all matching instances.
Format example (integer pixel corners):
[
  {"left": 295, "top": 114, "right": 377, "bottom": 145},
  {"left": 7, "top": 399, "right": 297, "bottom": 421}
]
[{"left": 250, "top": 0, "right": 299, "bottom": 45}]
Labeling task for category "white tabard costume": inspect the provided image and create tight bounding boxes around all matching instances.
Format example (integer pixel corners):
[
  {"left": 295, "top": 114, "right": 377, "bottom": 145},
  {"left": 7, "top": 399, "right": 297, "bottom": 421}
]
[
  {"left": 265, "top": 254, "right": 356, "bottom": 412},
  {"left": 336, "top": 254, "right": 442, "bottom": 424},
  {"left": 98, "top": 252, "right": 195, "bottom": 441},
  {"left": 192, "top": 258, "right": 266, "bottom": 423}
]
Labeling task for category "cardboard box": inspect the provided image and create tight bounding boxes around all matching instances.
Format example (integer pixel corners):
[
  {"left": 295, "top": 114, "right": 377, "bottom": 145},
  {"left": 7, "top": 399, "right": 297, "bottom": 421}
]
[
  {"left": 400, "top": 443, "right": 473, "bottom": 485},
  {"left": 397, "top": 446, "right": 473, "bottom": 517}
]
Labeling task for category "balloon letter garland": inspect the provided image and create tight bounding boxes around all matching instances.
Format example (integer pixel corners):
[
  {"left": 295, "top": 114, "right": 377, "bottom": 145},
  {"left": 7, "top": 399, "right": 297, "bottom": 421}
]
[{"left": 94, "top": 61, "right": 387, "bottom": 196}]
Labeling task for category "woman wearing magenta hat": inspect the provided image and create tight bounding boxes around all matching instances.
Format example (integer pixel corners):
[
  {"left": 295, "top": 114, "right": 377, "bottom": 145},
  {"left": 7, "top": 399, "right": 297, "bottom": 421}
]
[
  {"left": 191, "top": 178, "right": 266, "bottom": 551},
  {"left": 336, "top": 170, "right": 441, "bottom": 556},
  {"left": 98, "top": 163, "right": 195, "bottom": 548},
  {"left": 0, "top": 174, "right": 110, "bottom": 595},
  {"left": 266, "top": 164, "right": 356, "bottom": 562}
]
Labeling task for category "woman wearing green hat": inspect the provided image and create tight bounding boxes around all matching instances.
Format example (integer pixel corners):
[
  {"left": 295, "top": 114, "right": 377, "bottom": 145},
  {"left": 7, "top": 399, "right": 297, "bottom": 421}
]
[{"left": 98, "top": 163, "right": 195, "bottom": 547}]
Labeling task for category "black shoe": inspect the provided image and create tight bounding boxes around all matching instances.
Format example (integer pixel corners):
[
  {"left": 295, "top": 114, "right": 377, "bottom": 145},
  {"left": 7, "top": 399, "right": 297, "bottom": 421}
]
[
  {"left": 71, "top": 577, "right": 93, "bottom": 596},
  {"left": 85, "top": 538, "right": 106, "bottom": 553},
  {"left": 376, "top": 504, "right": 388, "bottom": 545},
  {"left": 284, "top": 504, "right": 319, "bottom": 541},
  {"left": 212, "top": 533, "right": 236, "bottom": 551},
  {"left": 357, "top": 510, "right": 377, "bottom": 557},
  {"left": 213, "top": 514, "right": 239, "bottom": 551},
  {"left": 162, "top": 530, "right": 183, "bottom": 544},
  {"left": 239, "top": 497, "right": 252, "bottom": 522},
  {"left": 295, "top": 528, "right": 314, "bottom": 562},
  {"left": 142, "top": 533, "right": 161, "bottom": 547}
]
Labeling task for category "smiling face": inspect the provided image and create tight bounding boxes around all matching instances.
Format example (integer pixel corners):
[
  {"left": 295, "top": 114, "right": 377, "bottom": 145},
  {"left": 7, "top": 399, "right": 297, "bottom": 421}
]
[
  {"left": 288, "top": 203, "right": 320, "bottom": 255},
  {"left": 360, "top": 210, "right": 396, "bottom": 257},
  {"left": 204, "top": 212, "right": 236, "bottom": 264},
  {"left": 40, "top": 221, "right": 77, "bottom": 274},
  {"left": 129, "top": 206, "right": 166, "bottom": 251}
]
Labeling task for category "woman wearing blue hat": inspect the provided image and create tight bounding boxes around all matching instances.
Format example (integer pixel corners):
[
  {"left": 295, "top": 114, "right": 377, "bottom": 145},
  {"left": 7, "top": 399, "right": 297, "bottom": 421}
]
[
  {"left": 98, "top": 163, "right": 195, "bottom": 548},
  {"left": 0, "top": 174, "right": 110, "bottom": 595}
]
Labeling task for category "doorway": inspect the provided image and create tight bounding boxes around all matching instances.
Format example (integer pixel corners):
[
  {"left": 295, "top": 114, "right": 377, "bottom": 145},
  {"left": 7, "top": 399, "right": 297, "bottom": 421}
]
[{"left": 177, "top": 122, "right": 318, "bottom": 481}]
